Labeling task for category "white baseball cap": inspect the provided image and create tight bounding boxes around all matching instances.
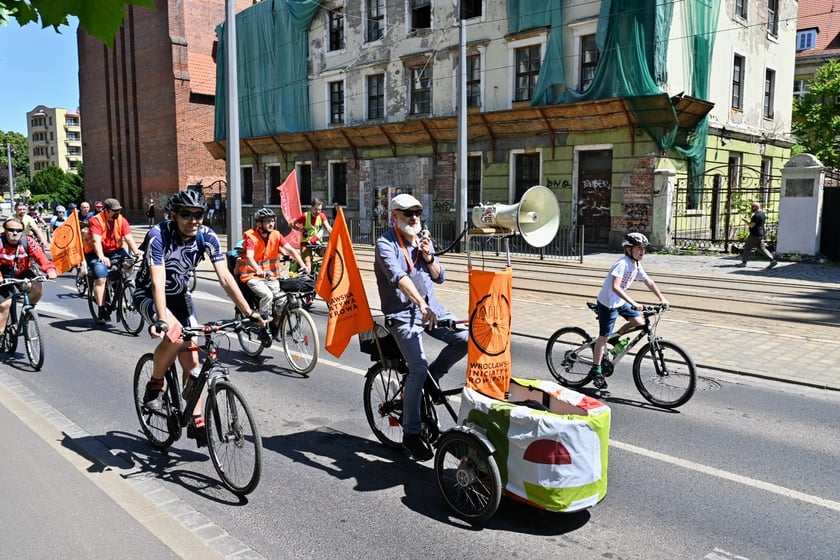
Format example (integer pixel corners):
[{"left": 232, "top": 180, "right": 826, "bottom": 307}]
[{"left": 390, "top": 193, "right": 422, "bottom": 211}]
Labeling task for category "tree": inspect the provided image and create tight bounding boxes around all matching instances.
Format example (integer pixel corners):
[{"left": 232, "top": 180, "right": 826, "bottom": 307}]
[
  {"left": 0, "top": 130, "right": 29, "bottom": 195},
  {"left": 792, "top": 60, "right": 840, "bottom": 169},
  {"left": 29, "top": 165, "right": 81, "bottom": 207},
  {"left": 0, "top": 0, "right": 155, "bottom": 47}
]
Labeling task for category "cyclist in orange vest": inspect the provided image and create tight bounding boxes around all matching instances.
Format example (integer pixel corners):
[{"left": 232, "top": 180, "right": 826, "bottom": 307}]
[
  {"left": 239, "top": 208, "right": 308, "bottom": 337},
  {"left": 88, "top": 197, "right": 142, "bottom": 324}
]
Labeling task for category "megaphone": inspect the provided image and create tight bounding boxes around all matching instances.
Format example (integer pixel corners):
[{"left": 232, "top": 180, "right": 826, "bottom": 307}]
[{"left": 470, "top": 185, "right": 560, "bottom": 248}]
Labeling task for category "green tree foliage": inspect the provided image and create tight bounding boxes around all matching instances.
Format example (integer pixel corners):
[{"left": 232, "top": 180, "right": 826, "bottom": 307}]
[
  {"left": 792, "top": 60, "right": 840, "bottom": 169},
  {"left": 0, "top": 130, "right": 29, "bottom": 181},
  {"left": 0, "top": 0, "right": 155, "bottom": 47},
  {"left": 29, "top": 165, "right": 81, "bottom": 206}
]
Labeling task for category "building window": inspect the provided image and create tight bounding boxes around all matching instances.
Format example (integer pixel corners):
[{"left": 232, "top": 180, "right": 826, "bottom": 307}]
[
  {"left": 514, "top": 45, "right": 541, "bottom": 102},
  {"left": 267, "top": 166, "right": 282, "bottom": 205},
  {"left": 409, "top": 65, "right": 432, "bottom": 115},
  {"left": 766, "top": 0, "right": 778, "bottom": 36},
  {"left": 331, "top": 162, "right": 347, "bottom": 206},
  {"left": 68, "top": 146, "right": 81, "bottom": 155},
  {"left": 760, "top": 156, "right": 772, "bottom": 204},
  {"left": 763, "top": 69, "right": 775, "bottom": 119},
  {"left": 580, "top": 34, "right": 599, "bottom": 90},
  {"left": 793, "top": 79, "right": 809, "bottom": 100},
  {"left": 298, "top": 164, "right": 312, "bottom": 205},
  {"left": 367, "top": 74, "right": 385, "bottom": 120},
  {"left": 797, "top": 29, "right": 816, "bottom": 51},
  {"left": 728, "top": 153, "right": 742, "bottom": 192},
  {"left": 67, "top": 132, "right": 80, "bottom": 141},
  {"left": 410, "top": 0, "right": 431, "bottom": 32},
  {"left": 466, "top": 55, "right": 481, "bottom": 108},
  {"left": 735, "top": 0, "right": 747, "bottom": 19},
  {"left": 242, "top": 166, "right": 254, "bottom": 206},
  {"left": 328, "top": 8, "right": 344, "bottom": 51},
  {"left": 329, "top": 80, "right": 344, "bottom": 124},
  {"left": 65, "top": 117, "right": 79, "bottom": 126},
  {"left": 514, "top": 153, "right": 540, "bottom": 202},
  {"left": 366, "top": 0, "right": 384, "bottom": 42},
  {"left": 732, "top": 54, "right": 744, "bottom": 110},
  {"left": 460, "top": 0, "right": 481, "bottom": 19},
  {"left": 467, "top": 155, "right": 482, "bottom": 208}
]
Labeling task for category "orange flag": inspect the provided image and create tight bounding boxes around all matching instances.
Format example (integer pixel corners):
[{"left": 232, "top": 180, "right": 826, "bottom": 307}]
[
  {"left": 465, "top": 266, "right": 513, "bottom": 400},
  {"left": 50, "top": 210, "right": 84, "bottom": 275},
  {"left": 315, "top": 207, "right": 374, "bottom": 357},
  {"left": 276, "top": 170, "right": 302, "bottom": 248}
]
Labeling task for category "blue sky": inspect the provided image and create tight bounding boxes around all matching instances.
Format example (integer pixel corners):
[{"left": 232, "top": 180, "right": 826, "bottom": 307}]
[{"left": 0, "top": 20, "right": 80, "bottom": 134}]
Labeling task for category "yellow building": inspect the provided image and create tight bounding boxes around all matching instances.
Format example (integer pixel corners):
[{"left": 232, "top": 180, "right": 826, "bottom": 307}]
[{"left": 26, "top": 105, "right": 83, "bottom": 177}]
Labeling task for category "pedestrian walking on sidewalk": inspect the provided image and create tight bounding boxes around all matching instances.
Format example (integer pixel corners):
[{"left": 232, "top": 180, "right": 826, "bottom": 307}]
[{"left": 738, "top": 201, "right": 777, "bottom": 269}]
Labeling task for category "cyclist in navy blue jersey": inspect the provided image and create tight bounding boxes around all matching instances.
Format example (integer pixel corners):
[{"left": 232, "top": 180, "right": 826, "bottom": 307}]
[{"left": 134, "top": 190, "right": 263, "bottom": 445}]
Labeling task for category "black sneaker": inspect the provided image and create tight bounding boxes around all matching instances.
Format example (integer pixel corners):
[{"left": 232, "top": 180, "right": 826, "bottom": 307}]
[
  {"left": 259, "top": 328, "right": 273, "bottom": 347},
  {"left": 767, "top": 260, "right": 778, "bottom": 269},
  {"left": 97, "top": 307, "right": 111, "bottom": 325},
  {"left": 269, "top": 320, "right": 281, "bottom": 340},
  {"left": 143, "top": 380, "right": 164, "bottom": 411},
  {"left": 590, "top": 367, "right": 608, "bottom": 390},
  {"left": 402, "top": 433, "right": 433, "bottom": 461},
  {"left": 187, "top": 417, "right": 207, "bottom": 447}
]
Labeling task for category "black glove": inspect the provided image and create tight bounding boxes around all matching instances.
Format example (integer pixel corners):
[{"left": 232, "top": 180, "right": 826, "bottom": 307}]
[
  {"left": 248, "top": 310, "right": 264, "bottom": 322},
  {"left": 152, "top": 320, "right": 169, "bottom": 333}
]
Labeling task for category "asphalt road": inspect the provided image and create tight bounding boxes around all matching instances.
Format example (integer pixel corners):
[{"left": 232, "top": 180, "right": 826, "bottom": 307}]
[{"left": 1, "top": 270, "right": 838, "bottom": 559}]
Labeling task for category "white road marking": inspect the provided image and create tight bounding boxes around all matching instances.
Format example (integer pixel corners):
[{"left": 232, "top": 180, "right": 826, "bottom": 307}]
[{"left": 29, "top": 301, "right": 77, "bottom": 319}]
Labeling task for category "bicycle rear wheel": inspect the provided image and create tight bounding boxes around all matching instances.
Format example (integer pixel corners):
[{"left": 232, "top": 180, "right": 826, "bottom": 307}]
[
  {"left": 4, "top": 323, "right": 18, "bottom": 354},
  {"left": 280, "top": 307, "right": 319, "bottom": 375},
  {"left": 435, "top": 430, "right": 502, "bottom": 523},
  {"left": 205, "top": 379, "right": 262, "bottom": 496},
  {"left": 119, "top": 282, "right": 145, "bottom": 335},
  {"left": 235, "top": 309, "right": 265, "bottom": 357},
  {"left": 545, "top": 327, "right": 595, "bottom": 388},
  {"left": 75, "top": 267, "right": 88, "bottom": 296},
  {"left": 363, "top": 362, "right": 405, "bottom": 449},
  {"left": 22, "top": 308, "right": 45, "bottom": 370},
  {"left": 133, "top": 354, "right": 180, "bottom": 449},
  {"left": 633, "top": 340, "right": 697, "bottom": 409}
]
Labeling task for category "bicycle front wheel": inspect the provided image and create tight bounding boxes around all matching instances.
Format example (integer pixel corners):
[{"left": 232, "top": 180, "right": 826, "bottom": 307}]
[
  {"left": 632, "top": 340, "right": 697, "bottom": 409},
  {"left": 205, "top": 380, "right": 262, "bottom": 496},
  {"left": 133, "top": 354, "right": 180, "bottom": 449},
  {"left": 545, "top": 327, "right": 595, "bottom": 388},
  {"left": 75, "top": 268, "right": 88, "bottom": 296},
  {"left": 88, "top": 281, "right": 112, "bottom": 322},
  {"left": 280, "top": 307, "right": 319, "bottom": 375},
  {"left": 235, "top": 309, "right": 265, "bottom": 357},
  {"left": 435, "top": 430, "right": 502, "bottom": 523},
  {"left": 119, "top": 282, "right": 145, "bottom": 335},
  {"left": 363, "top": 362, "right": 405, "bottom": 449},
  {"left": 22, "top": 309, "right": 45, "bottom": 370}
]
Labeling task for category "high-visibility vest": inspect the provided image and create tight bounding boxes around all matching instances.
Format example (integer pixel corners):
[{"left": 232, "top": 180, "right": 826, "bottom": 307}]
[{"left": 238, "top": 229, "right": 283, "bottom": 282}]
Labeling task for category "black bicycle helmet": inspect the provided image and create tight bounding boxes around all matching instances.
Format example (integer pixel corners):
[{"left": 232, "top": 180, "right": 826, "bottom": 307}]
[
  {"left": 167, "top": 190, "right": 206, "bottom": 211},
  {"left": 254, "top": 208, "right": 277, "bottom": 221},
  {"left": 622, "top": 232, "right": 650, "bottom": 247}
]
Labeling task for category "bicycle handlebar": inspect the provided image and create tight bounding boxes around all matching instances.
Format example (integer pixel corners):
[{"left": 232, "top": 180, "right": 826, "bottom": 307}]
[{"left": 0, "top": 275, "right": 48, "bottom": 287}]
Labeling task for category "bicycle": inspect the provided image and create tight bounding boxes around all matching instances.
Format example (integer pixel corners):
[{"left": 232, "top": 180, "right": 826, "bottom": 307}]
[
  {"left": 132, "top": 318, "right": 263, "bottom": 495},
  {"left": 234, "top": 280, "right": 319, "bottom": 375},
  {"left": 360, "top": 320, "right": 503, "bottom": 521},
  {"left": 87, "top": 254, "right": 145, "bottom": 335},
  {"left": 0, "top": 276, "right": 48, "bottom": 370},
  {"left": 545, "top": 303, "right": 696, "bottom": 408},
  {"left": 74, "top": 264, "right": 89, "bottom": 297}
]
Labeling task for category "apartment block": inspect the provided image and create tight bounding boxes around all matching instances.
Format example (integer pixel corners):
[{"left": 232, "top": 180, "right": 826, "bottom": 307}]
[{"left": 27, "top": 105, "right": 82, "bottom": 176}]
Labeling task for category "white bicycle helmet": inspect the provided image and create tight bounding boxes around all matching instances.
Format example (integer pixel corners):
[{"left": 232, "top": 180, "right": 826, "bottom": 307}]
[{"left": 622, "top": 232, "right": 650, "bottom": 247}]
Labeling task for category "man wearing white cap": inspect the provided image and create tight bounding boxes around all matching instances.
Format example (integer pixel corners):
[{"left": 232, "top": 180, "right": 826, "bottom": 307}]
[{"left": 373, "top": 193, "right": 468, "bottom": 461}]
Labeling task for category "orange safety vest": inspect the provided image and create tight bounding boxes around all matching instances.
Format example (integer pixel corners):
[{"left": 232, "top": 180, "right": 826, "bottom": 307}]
[
  {"left": 238, "top": 229, "right": 283, "bottom": 282},
  {"left": 90, "top": 212, "right": 126, "bottom": 252},
  {"left": 82, "top": 226, "right": 95, "bottom": 254}
]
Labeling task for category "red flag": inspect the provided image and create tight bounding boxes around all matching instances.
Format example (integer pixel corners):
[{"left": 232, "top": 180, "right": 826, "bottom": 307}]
[
  {"left": 276, "top": 170, "right": 302, "bottom": 247},
  {"left": 315, "top": 207, "right": 374, "bottom": 357}
]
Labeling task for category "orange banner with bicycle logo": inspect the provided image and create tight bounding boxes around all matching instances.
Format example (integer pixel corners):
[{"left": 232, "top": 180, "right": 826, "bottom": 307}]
[
  {"left": 466, "top": 267, "right": 513, "bottom": 400},
  {"left": 50, "top": 209, "right": 84, "bottom": 275}
]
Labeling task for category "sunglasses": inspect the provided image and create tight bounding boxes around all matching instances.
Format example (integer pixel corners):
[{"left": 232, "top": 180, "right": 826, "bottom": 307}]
[
  {"left": 399, "top": 209, "right": 423, "bottom": 218},
  {"left": 5, "top": 228, "right": 23, "bottom": 233},
  {"left": 108, "top": 208, "right": 121, "bottom": 213},
  {"left": 177, "top": 210, "right": 205, "bottom": 220}
]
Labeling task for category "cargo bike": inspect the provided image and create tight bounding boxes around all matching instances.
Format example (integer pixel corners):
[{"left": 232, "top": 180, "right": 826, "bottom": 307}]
[{"left": 361, "top": 186, "right": 611, "bottom": 522}]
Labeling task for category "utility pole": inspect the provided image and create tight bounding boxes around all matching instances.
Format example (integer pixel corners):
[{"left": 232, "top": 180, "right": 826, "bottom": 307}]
[
  {"left": 225, "top": 0, "right": 243, "bottom": 250},
  {"left": 5, "top": 143, "right": 15, "bottom": 205},
  {"left": 456, "top": 6, "right": 468, "bottom": 251}
]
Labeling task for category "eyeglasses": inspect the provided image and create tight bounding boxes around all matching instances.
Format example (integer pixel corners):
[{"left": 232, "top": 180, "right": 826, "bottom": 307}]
[
  {"left": 399, "top": 209, "right": 423, "bottom": 218},
  {"left": 5, "top": 228, "right": 23, "bottom": 233},
  {"left": 177, "top": 210, "right": 205, "bottom": 220}
]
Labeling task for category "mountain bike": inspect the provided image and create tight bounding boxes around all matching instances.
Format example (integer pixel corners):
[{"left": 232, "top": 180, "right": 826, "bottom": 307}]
[
  {"left": 234, "top": 283, "right": 319, "bottom": 375},
  {"left": 545, "top": 303, "right": 696, "bottom": 408},
  {"left": 360, "top": 320, "right": 503, "bottom": 521},
  {"left": 132, "top": 318, "right": 262, "bottom": 496},
  {"left": 1, "top": 276, "right": 48, "bottom": 370},
  {"left": 87, "top": 254, "right": 145, "bottom": 335}
]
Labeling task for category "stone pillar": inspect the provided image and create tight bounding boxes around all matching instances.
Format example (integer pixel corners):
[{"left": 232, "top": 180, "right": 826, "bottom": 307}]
[
  {"left": 651, "top": 158, "right": 676, "bottom": 250},
  {"left": 777, "top": 153, "right": 824, "bottom": 256}
]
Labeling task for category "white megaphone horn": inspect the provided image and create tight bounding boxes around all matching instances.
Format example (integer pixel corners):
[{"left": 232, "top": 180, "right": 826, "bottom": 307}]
[{"left": 470, "top": 185, "right": 560, "bottom": 248}]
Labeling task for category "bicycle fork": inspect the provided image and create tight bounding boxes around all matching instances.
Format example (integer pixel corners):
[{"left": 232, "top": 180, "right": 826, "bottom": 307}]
[{"left": 205, "top": 370, "right": 244, "bottom": 445}]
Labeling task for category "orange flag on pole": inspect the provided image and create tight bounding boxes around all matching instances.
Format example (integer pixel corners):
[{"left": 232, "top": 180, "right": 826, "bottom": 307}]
[
  {"left": 465, "top": 266, "right": 513, "bottom": 400},
  {"left": 50, "top": 210, "right": 85, "bottom": 275},
  {"left": 314, "top": 207, "right": 374, "bottom": 357},
  {"left": 276, "top": 170, "right": 302, "bottom": 248}
]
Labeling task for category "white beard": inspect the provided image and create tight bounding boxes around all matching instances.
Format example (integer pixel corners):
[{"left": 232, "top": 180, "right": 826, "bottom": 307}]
[{"left": 398, "top": 221, "right": 421, "bottom": 237}]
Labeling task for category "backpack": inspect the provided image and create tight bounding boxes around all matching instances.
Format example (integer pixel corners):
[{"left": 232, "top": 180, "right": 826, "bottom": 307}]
[{"left": 226, "top": 239, "right": 245, "bottom": 277}]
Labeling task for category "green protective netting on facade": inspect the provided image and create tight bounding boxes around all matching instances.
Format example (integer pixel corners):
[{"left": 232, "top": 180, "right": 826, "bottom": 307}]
[{"left": 214, "top": 0, "right": 321, "bottom": 141}]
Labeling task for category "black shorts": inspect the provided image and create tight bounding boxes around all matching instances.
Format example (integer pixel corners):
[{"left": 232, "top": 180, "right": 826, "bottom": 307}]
[{"left": 133, "top": 289, "right": 198, "bottom": 327}]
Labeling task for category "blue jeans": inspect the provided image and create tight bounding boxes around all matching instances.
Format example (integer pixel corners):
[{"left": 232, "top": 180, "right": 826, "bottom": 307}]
[
  {"left": 387, "top": 317, "right": 468, "bottom": 435},
  {"left": 88, "top": 248, "right": 131, "bottom": 279}
]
